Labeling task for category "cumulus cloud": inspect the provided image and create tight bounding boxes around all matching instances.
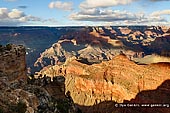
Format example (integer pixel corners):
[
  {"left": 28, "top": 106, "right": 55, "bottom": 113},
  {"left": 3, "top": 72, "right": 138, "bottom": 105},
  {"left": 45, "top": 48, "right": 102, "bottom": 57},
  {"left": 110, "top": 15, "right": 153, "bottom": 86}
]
[
  {"left": 0, "top": 7, "right": 44, "bottom": 26},
  {"left": 8, "top": 9, "right": 25, "bottom": 19},
  {"left": 0, "top": 7, "right": 59, "bottom": 26},
  {"left": 69, "top": 8, "right": 168, "bottom": 25},
  {"left": 48, "top": 1, "right": 73, "bottom": 11},
  {"left": 79, "top": 0, "right": 134, "bottom": 9},
  {"left": 0, "top": 8, "right": 9, "bottom": 19},
  {"left": 151, "top": 10, "right": 170, "bottom": 16},
  {"left": 70, "top": 9, "right": 137, "bottom": 22},
  {"left": 125, "top": 16, "right": 166, "bottom": 25}
]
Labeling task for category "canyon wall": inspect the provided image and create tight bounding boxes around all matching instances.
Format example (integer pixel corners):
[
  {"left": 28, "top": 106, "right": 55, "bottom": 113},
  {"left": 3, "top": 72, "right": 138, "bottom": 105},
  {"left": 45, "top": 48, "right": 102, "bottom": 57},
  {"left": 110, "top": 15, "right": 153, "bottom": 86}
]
[
  {"left": 0, "top": 44, "right": 27, "bottom": 82},
  {"left": 34, "top": 26, "right": 170, "bottom": 73},
  {"left": 36, "top": 55, "right": 170, "bottom": 113},
  {"left": 0, "top": 44, "right": 79, "bottom": 113}
]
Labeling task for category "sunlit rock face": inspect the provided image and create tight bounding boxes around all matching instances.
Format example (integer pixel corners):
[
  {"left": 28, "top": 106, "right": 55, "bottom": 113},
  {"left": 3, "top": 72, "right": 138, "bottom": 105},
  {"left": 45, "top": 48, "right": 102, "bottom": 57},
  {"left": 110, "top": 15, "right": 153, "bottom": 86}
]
[{"left": 36, "top": 54, "right": 170, "bottom": 112}]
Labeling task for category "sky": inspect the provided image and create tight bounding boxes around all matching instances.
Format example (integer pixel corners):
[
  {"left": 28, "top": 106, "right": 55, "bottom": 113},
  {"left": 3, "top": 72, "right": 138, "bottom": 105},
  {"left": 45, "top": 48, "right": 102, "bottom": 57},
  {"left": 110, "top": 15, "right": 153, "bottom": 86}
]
[{"left": 0, "top": 0, "right": 170, "bottom": 26}]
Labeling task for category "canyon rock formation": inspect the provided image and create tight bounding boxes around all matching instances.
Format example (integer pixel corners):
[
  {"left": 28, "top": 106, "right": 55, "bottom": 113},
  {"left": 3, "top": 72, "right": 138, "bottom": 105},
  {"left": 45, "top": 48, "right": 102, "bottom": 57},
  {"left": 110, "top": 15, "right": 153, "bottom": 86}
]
[
  {"left": 0, "top": 44, "right": 79, "bottom": 113},
  {"left": 1, "top": 26, "right": 170, "bottom": 113},
  {"left": 1, "top": 26, "right": 170, "bottom": 74},
  {"left": 32, "top": 26, "right": 170, "bottom": 112},
  {"left": 34, "top": 26, "right": 170, "bottom": 73},
  {"left": 0, "top": 44, "right": 27, "bottom": 83},
  {"left": 36, "top": 54, "right": 170, "bottom": 113}
]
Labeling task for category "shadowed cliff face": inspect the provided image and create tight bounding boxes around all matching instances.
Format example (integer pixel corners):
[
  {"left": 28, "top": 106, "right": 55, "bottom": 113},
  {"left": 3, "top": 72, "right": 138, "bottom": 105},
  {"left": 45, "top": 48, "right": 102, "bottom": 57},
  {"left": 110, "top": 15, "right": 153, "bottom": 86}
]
[
  {"left": 0, "top": 75, "right": 80, "bottom": 113},
  {"left": 118, "top": 79, "right": 170, "bottom": 113},
  {"left": 36, "top": 54, "right": 170, "bottom": 113}
]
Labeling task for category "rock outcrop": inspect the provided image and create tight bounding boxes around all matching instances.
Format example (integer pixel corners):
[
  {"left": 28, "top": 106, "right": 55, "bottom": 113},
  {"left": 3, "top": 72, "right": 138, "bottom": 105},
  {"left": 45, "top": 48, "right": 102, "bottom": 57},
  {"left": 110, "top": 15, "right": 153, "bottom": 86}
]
[
  {"left": 36, "top": 54, "right": 170, "bottom": 113},
  {"left": 0, "top": 44, "right": 80, "bottom": 113},
  {"left": 0, "top": 44, "right": 27, "bottom": 83}
]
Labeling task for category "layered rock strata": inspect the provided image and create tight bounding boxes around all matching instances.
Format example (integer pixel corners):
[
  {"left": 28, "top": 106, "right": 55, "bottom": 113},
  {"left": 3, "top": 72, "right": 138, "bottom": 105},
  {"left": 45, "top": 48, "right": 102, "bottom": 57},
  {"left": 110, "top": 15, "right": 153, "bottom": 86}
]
[{"left": 36, "top": 55, "right": 170, "bottom": 112}]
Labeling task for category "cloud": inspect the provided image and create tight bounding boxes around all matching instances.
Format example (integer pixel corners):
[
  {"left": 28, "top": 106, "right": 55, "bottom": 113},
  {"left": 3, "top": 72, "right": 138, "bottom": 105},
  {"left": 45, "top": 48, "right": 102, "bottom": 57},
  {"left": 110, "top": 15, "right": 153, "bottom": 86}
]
[
  {"left": 0, "top": 7, "right": 43, "bottom": 26},
  {"left": 0, "top": 8, "right": 9, "bottom": 19},
  {"left": 70, "top": 9, "right": 137, "bottom": 22},
  {"left": 48, "top": 1, "right": 73, "bottom": 11},
  {"left": 69, "top": 8, "right": 168, "bottom": 25},
  {"left": 0, "top": 7, "right": 59, "bottom": 26},
  {"left": 19, "top": 15, "right": 41, "bottom": 22},
  {"left": 18, "top": 6, "right": 27, "bottom": 9},
  {"left": 125, "top": 16, "right": 166, "bottom": 25},
  {"left": 151, "top": 10, "right": 170, "bottom": 16},
  {"left": 8, "top": 9, "right": 25, "bottom": 19},
  {"left": 79, "top": 0, "right": 134, "bottom": 9}
]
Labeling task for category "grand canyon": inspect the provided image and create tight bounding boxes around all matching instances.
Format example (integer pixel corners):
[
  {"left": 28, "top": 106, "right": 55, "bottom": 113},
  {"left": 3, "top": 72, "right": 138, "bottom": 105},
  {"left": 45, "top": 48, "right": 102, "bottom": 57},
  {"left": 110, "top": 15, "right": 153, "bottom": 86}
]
[{"left": 0, "top": 26, "right": 170, "bottom": 113}]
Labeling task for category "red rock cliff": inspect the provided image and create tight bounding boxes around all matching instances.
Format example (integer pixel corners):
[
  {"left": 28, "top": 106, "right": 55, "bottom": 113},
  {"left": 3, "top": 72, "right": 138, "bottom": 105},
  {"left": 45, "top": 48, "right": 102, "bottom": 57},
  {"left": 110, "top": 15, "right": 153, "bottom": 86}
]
[{"left": 36, "top": 54, "right": 170, "bottom": 112}]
